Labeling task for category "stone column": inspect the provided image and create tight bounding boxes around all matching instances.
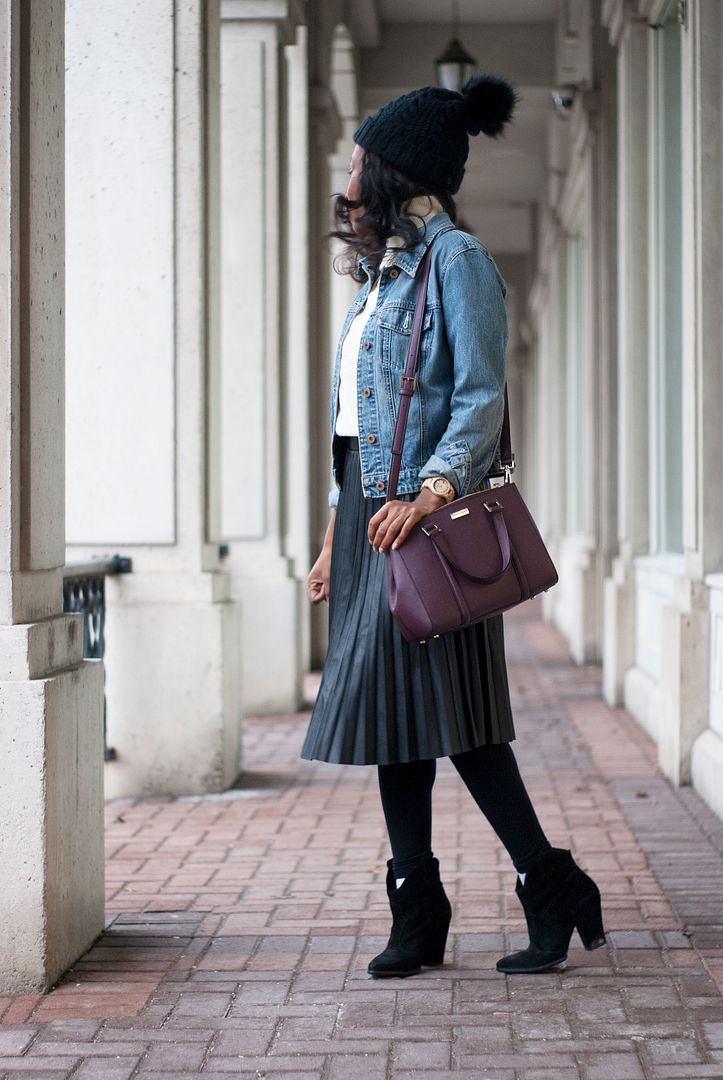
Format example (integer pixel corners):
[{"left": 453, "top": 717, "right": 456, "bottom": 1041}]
[
  {"left": 551, "top": 94, "right": 602, "bottom": 663},
  {"left": 307, "top": 25, "right": 359, "bottom": 665},
  {"left": 691, "top": 0, "right": 723, "bottom": 814},
  {"left": 308, "top": 87, "right": 342, "bottom": 667},
  {"left": 590, "top": 19, "right": 620, "bottom": 661},
  {"left": 328, "top": 119, "right": 361, "bottom": 368},
  {"left": 566, "top": 51, "right": 618, "bottom": 667},
  {"left": 327, "top": 25, "right": 360, "bottom": 346},
  {"left": 529, "top": 227, "right": 567, "bottom": 627},
  {"left": 531, "top": 110, "right": 568, "bottom": 619},
  {"left": 217, "top": 0, "right": 304, "bottom": 714},
  {"left": 656, "top": 0, "right": 713, "bottom": 786},
  {"left": 65, "top": 0, "right": 242, "bottom": 798},
  {"left": 283, "top": 24, "right": 313, "bottom": 678},
  {"left": 602, "top": 8, "right": 650, "bottom": 706},
  {"left": 0, "top": 0, "right": 105, "bottom": 992}
]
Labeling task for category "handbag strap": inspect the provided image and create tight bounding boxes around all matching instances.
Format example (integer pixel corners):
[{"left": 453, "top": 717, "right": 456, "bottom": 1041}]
[
  {"left": 386, "top": 247, "right": 434, "bottom": 502},
  {"left": 499, "top": 385, "right": 513, "bottom": 472},
  {"left": 386, "top": 244, "right": 513, "bottom": 502}
]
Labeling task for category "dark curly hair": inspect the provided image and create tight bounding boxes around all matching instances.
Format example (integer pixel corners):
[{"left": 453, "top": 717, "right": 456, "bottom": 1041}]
[{"left": 329, "top": 148, "right": 457, "bottom": 282}]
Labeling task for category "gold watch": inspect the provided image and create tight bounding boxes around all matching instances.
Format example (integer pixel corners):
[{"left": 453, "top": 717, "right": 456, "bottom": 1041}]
[{"left": 421, "top": 476, "right": 456, "bottom": 504}]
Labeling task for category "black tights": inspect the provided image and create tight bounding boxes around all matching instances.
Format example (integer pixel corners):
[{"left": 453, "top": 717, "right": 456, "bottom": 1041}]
[{"left": 377, "top": 742, "right": 551, "bottom": 877}]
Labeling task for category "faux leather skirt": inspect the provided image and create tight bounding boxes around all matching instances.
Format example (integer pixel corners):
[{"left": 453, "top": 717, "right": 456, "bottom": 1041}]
[{"left": 300, "top": 435, "right": 516, "bottom": 766}]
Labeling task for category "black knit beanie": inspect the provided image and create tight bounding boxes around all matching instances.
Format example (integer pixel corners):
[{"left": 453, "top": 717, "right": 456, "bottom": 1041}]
[{"left": 353, "top": 74, "right": 519, "bottom": 195}]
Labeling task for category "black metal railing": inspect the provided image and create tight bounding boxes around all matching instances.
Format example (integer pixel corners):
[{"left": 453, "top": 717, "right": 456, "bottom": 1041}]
[{"left": 63, "top": 554, "right": 132, "bottom": 761}]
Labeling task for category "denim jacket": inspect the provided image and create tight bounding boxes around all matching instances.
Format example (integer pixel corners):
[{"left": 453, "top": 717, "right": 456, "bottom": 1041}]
[{"left": 327, "top": 211, "right": 508, "bottom": 510}]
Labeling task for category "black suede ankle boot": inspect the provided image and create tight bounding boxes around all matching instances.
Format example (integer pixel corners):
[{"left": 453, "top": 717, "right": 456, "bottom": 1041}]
[
  {"left": 367, "top": 855, "right": 452, "bottom": 978},
  {"left": 496, "top": 847, "right": 607, "bottom": 974}
]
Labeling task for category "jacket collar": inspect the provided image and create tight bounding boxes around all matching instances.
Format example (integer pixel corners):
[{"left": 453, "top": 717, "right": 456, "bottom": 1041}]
[{"left": 359, "top": 211, "right": 455, "bottom": 281}]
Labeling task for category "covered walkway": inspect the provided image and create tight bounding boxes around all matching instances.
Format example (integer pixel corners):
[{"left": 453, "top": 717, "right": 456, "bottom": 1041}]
[
  {"left": 1, "top": 603, "right": 722, "bottom": 1079},
  {"left": 5, "top": 0, "right": 723, "bottom": 1000}
]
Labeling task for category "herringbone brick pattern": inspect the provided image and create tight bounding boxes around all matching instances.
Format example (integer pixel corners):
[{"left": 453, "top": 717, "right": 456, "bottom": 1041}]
[{"left": 1, "top": 601, "right": 722, "bottom": 1078}]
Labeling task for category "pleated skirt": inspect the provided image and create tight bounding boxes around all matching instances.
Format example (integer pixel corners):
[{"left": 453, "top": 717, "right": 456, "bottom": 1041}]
[{"left": 300, "top": 436, "right": 516, "bottom": 766}]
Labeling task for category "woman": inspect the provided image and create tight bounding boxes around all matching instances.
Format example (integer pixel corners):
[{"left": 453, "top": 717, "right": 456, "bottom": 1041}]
[{"left": 303, "top": 75, "right": 607, "bottom": 978}]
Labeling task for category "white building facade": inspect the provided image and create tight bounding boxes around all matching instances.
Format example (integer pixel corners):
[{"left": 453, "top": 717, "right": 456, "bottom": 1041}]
[
  {"left": 1, "top": 0, "right": 722, "bottom": 991},
  {"left": 527, "top": 0, "right": 723, "bottom": 817}
]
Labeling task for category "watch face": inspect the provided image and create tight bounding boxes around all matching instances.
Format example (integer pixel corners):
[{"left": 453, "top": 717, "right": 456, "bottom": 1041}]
[{"left": 432, "top": 477, "right": 449, "bottom": 493}]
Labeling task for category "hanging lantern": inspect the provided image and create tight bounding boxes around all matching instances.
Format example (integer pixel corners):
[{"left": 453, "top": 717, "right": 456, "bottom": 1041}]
[{"left": 434, "top": 0, "right": 476, "bottom": 92}]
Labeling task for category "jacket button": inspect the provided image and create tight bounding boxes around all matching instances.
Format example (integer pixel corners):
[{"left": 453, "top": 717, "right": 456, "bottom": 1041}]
[
  {"left": 375, "top": 481, "right": 385, "bottom": 491},
  {"left": 363, "top": 340, "right": 371, "bottom": 350},
  {"left": 363, "top": 387, "right": 372, "bottom": 398},
  {"left": 389, "top": 268, "right": 399, "bottom": 278},
  {"left": 366, "top": 433, "right": 376, "bottom": 444}
]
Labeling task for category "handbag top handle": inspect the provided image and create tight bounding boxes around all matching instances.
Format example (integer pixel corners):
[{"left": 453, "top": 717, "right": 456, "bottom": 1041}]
[{"left": 386, "top": 239, "right": 513, "bottom": 503}]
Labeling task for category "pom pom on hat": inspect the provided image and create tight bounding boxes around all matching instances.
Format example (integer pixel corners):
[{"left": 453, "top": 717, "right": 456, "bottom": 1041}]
[
  {"left": 460, "top": 73, "right": 520, "bottom": 137},
  {"left": 353, "top": 72, "right": 520, "bottom": 195}
]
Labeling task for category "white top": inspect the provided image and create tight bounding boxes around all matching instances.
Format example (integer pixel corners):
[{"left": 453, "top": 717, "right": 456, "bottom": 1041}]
[{"left": 334, "top": 195, "right": 445, "bottom": 436}]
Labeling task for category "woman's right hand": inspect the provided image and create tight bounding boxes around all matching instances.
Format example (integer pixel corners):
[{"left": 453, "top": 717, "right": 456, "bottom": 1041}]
[
  {"left": 307, "top": 510, "right": 336, "bottom": 605},
  {"left": 307, "top": 548, "right": 332, "bottom": 605}
]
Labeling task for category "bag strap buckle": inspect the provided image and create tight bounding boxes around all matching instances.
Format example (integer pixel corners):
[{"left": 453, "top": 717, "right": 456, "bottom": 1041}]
[{"left": 399, "top": 374, "right": 417, "bottom": 394}]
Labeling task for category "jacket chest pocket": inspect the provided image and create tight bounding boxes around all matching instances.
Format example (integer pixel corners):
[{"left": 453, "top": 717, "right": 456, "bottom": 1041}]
[{"left": 378, "top": 306, "right": 435, "bottom": 371}]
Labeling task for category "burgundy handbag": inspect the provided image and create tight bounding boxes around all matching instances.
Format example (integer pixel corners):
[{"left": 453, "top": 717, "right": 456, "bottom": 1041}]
[{"left": 383, "top": 243, "right": 559, "bottom": 644}]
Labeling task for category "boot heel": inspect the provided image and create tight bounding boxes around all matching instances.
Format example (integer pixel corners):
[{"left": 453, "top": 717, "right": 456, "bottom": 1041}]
[
  {"left": 422, "top": 917, "right": 451, "bottom": 966},
  {"left": 575, "top": 895, "right": 606, "bottom": 950}
]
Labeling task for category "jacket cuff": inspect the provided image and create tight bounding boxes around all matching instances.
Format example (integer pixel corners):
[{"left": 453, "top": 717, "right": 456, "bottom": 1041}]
[
  {"left": 328, "top": 485, "right": 340, "bottom": 510},
  {"left": 418, "top": 448, "right": 469, "bottom": 498}
]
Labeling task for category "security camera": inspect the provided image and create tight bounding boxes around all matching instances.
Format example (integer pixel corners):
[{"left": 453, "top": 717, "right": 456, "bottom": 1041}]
[{"left": 551, "top": 85, "right": 578, "bottom": 117}]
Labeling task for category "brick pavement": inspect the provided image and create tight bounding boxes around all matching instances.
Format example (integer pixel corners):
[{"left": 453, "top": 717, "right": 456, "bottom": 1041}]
[{"left": 1, "top": 601, "right": 723, "bottom": 1079}]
